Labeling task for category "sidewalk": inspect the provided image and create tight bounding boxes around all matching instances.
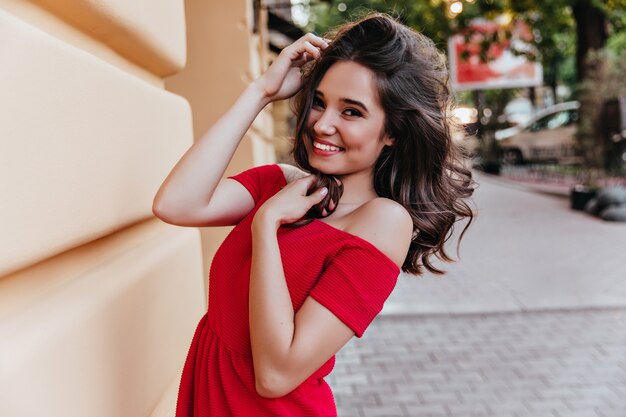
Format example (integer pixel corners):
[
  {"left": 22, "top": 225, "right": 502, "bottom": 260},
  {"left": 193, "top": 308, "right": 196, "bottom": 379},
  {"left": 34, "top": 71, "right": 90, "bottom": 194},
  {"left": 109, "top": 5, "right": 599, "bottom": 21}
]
[
  {"left": 329, "top": 172, "right": 626, "bottom": 417},
  {"left": 384, "top": 172, "right": 626, "bottom": 315},
  {"left": 329, "top": 309, "right": 626, "bottom": 417}
]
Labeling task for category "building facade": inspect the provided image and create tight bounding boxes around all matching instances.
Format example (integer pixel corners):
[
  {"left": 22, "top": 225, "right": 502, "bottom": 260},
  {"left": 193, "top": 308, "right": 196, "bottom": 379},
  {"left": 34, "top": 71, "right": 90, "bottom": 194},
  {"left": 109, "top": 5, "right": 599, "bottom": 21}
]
[{"left": 0, "top": 1, "right": 282, "bottom": 416}]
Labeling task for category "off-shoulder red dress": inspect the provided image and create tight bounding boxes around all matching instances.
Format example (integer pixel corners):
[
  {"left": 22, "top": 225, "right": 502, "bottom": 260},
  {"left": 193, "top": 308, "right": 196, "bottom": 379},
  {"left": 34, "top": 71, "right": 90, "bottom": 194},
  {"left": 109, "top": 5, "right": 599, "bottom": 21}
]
[{"left": 175, "top": 164, "right": 400, "bottom": 417}]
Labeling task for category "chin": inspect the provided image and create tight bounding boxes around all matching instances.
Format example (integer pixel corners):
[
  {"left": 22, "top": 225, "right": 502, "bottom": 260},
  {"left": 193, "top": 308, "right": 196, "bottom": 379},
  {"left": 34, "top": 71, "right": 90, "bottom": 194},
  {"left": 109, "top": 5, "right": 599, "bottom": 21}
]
[{"left": 307, "top": 155, "right": 336, "bottom": 172}]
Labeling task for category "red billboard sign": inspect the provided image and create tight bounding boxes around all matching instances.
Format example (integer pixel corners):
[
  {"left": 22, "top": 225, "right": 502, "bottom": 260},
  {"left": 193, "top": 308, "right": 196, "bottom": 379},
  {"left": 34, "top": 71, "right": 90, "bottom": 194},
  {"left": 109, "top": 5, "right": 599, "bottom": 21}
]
[{"left": 448, "top": 19, "right": 543, "bottom": 91}]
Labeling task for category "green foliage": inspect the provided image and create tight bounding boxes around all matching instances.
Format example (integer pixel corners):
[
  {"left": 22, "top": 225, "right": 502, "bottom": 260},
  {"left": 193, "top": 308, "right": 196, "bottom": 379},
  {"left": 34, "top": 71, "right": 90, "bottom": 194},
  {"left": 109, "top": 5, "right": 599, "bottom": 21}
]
[
  {"left": 483, "top": 88, "right": 519, "bottom": 122},
  {"left": 607, "top": 27, "right": 626, "bottom": 54},
  {"left": 309, "top": 0, "right": 452, "bottom": 46},
  {"left": 307, "top": 0, "right": 624, "bottom": 92}
]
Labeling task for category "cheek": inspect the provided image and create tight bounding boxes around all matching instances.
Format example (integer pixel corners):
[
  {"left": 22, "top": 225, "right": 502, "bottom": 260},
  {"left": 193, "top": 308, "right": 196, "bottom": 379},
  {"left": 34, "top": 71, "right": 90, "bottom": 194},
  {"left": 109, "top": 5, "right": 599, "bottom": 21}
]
[
  {"left": 344, "top": 124, "right": 382, "bottom": 150},
  {"left": 307, "top": 109, "right": 321, "bottom": 127}
]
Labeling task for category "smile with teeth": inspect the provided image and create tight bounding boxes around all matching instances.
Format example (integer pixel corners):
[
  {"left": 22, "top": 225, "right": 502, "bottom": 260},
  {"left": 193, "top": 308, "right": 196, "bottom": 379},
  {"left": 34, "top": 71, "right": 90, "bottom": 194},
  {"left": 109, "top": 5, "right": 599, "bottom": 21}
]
[{"left": 313, "top": 141, "right": 344, "bottom": 152}]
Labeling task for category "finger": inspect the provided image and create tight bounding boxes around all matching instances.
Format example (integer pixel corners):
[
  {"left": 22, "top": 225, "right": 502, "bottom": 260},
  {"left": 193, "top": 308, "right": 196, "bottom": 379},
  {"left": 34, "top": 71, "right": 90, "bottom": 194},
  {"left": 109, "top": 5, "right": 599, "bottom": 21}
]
[
  {"left": 308, "top": 186, "right": 328, "bottom": 204},
  {"left": 284, "top": 33, "right": 326, "bottom": 62},
  {"left": 304, "top": 33, "right": 330, "bottom": 49},
  {"left": 292, "top": 56, "right": 308, "bottom": 67},
  {"left": 281, "top": 42, "right": 309, "bottom": 62},
  {"left": 285, "top": 35, "right": 326, "bottom": 65},
  {"left": 288, "top": 51, "right": 309, "bottom": 67},
  {"left": 302, "top": 41, "right": 322, "bottom": 60},
  {"left": 295, "top": 175, "right": 317, "bottom": 193}
]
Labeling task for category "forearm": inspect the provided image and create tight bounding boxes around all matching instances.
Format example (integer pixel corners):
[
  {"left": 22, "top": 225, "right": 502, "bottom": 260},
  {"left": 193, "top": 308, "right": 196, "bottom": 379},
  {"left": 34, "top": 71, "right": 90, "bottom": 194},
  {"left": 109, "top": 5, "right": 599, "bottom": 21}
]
[
  {"left": 249, "top": 216, "right": 296, "bottom": 391},
  {"left": 153, "top": 82, "right": 270, "bottom": 218},
  {"left": 246, "top": 170, "right": 332, "bottom": 397}
]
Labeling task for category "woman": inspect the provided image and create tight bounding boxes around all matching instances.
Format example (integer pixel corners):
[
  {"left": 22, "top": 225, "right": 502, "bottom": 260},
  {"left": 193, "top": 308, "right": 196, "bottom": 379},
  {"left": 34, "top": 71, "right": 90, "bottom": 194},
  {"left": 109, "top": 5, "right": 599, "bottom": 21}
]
[{"left": 153, "top": 12, "right": 474, "bottom": 417}]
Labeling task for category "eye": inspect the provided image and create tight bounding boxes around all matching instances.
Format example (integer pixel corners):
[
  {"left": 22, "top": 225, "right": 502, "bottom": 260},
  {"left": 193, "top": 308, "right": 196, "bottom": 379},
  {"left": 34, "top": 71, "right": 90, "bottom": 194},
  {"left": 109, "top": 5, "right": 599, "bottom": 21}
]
[
  {"left": 343, "top": 108, "right": 362, "bottom": 117},
  {"left": 312, "top": 96, "right": 325, "bottom": 109}
]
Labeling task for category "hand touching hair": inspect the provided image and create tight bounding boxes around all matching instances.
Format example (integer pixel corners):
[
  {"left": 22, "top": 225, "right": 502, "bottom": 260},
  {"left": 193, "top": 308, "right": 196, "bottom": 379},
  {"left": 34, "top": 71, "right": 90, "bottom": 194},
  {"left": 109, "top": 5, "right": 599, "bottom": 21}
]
[{"left": 291, "top": 13, "right": 475, "bottom": 275}]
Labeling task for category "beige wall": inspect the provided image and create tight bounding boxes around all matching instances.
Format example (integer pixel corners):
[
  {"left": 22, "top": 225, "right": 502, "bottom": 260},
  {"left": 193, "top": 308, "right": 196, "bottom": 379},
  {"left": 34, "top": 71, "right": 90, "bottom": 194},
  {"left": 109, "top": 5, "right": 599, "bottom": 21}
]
[
  {"left": 166, "top": 0, "right": 276, "bottom": 279},
  {"left": 0, "top": 1, "right": 273, "bottom": 416}
]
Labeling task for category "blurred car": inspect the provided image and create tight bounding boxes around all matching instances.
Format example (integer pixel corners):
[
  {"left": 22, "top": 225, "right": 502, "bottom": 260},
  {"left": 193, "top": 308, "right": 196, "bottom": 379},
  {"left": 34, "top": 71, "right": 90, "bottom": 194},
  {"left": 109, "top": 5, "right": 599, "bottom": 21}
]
[
  {"left": 496, "top": 101, "right": 580, "bottom": 165},
  {"left": 504, "top": 97, "right": 535, "bottom": 126}
]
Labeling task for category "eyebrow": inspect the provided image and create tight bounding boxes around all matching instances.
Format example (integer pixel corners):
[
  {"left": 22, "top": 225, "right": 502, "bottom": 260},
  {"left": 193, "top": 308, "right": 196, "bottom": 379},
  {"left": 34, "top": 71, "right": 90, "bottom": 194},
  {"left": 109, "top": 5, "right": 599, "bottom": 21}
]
[{"left": 315, "top": 90, "right": 369, "bottom": 113}]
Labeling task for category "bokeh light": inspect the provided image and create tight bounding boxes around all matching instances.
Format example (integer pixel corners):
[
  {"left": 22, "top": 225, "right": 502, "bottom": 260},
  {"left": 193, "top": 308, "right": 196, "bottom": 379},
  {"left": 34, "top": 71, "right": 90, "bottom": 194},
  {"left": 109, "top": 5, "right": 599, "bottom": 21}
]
[{"left": 449, "top": 1, "right": 463, "bottom": 15}]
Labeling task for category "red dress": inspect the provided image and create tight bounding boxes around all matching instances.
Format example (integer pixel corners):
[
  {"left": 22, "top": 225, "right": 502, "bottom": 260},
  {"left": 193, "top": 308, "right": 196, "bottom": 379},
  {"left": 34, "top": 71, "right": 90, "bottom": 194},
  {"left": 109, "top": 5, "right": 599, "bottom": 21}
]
[{"left": 175, "top": 164, "right": 400, "bottom": 416}]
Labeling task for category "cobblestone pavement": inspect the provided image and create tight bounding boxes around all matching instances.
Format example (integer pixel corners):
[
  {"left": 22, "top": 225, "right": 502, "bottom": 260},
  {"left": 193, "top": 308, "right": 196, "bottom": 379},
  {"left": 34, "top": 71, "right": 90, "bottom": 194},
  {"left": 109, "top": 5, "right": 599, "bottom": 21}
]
[
  {"left": 328, "top": 309, "right": 626, "bottom": 417},
  {"left": 327, "top": 173, "right": 626, "bottom": 417}
]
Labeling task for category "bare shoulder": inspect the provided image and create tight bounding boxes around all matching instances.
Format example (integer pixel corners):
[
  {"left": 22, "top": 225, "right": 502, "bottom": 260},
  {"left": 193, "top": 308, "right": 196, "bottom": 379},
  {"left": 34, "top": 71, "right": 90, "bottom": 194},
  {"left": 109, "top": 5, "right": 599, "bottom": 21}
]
[
  {"left": 277, "top": 163, "right": 309, "bottom": 183},
  {"left": 345, "top": 198, "right": 413, "bottom": 268}
]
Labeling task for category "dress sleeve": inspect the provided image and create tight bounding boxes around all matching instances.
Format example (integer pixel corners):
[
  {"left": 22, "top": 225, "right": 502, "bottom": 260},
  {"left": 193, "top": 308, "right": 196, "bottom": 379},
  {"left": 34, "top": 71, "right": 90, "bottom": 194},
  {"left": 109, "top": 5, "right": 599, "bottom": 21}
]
[
  {"left": 228, "top": 164, "right": 286, "bottom": 205},
  {"left": 309, "top": 241, "right": 400, "bottom": 337}
]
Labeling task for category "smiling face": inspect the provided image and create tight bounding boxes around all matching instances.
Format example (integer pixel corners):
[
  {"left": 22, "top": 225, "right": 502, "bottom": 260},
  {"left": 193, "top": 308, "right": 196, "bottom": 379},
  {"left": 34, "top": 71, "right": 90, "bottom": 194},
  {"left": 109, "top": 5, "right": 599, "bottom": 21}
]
[{"left": 304, "top": 61, "right": 394, "bottom": 177}]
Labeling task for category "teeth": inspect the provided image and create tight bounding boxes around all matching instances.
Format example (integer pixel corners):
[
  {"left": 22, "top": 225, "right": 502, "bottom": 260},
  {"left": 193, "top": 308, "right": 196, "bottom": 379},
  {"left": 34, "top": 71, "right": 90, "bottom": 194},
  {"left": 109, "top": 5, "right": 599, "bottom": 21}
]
[{"left": 314, "top": 141, "right": 342, "bottom": 152}]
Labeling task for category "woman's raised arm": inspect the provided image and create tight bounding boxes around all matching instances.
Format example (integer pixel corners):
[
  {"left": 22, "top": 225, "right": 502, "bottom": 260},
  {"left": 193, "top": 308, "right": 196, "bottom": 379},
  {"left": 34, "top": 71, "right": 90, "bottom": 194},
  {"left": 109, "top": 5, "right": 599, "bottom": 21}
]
[{"left": 152, "top": 34, "right": 328, "bottom": 227}]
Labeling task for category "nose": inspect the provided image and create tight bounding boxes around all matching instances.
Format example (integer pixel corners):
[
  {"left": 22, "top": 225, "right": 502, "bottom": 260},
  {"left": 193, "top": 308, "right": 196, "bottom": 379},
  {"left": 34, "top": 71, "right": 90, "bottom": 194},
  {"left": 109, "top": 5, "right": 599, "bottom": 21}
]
[{"left": 312, "top": 109, "right": 337, "bottom": 136}]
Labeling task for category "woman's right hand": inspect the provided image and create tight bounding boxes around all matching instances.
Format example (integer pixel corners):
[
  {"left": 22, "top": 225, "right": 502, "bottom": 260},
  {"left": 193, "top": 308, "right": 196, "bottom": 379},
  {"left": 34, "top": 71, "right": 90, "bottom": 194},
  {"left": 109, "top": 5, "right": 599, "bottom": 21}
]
[{"left": 256, "top": 33, "right": 329, "bottom": 103}]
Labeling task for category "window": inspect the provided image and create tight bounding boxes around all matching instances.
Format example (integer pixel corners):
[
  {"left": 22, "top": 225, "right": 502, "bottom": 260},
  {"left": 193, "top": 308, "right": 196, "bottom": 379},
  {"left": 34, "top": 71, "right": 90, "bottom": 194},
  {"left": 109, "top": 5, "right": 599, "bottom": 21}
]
[{"left": 529, "top": 110, "right": 578, "bottom": 132}]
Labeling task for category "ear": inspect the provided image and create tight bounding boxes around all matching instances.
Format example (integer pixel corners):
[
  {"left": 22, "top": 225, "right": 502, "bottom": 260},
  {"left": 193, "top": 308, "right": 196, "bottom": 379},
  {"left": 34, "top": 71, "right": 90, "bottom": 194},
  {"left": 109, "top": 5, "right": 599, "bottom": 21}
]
[{"left": 382, "top": 133, "right": 395, "bottom": 147}]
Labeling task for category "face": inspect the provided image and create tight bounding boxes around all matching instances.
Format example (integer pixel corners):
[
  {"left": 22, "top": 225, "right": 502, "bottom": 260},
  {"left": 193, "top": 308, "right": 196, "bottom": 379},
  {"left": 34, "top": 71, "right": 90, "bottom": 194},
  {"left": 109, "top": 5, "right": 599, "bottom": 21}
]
[{"left": 305, "top": 61, "right": 394, "bottom": 177}]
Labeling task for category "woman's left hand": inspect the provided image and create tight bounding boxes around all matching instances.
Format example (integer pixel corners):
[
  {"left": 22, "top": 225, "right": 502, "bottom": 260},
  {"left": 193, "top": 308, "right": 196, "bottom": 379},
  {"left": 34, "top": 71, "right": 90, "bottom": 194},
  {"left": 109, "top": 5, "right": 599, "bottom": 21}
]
[{"left": 254, "top": 175, "right": 328, "bottom": 229}]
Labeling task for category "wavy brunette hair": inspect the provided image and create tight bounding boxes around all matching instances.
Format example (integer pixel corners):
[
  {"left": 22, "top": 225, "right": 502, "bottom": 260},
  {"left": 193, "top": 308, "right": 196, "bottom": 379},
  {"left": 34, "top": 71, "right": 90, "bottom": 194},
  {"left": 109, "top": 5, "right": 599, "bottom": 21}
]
[{"left": 291, "top": 13, "right": 475, "bottom": 275}]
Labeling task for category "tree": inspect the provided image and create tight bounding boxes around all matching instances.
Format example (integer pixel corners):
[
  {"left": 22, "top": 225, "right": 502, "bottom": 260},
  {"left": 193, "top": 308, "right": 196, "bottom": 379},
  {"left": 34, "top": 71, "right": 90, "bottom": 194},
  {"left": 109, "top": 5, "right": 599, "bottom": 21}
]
[
  {"left": 309, "top": 0, "right": 626, "bottom": 89},
  {"left": 572, "top": 0, "right": 608, "bottom": 81}
]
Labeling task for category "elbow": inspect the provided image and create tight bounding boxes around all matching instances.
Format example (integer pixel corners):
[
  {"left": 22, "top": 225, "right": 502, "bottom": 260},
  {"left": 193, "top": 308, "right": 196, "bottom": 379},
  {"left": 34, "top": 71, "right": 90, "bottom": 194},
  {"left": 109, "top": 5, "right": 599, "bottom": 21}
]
[
  {"left": 254, "top": 372, "right": 293, "bottom": 399},
  {"left": 152, "top": 197, "right": 207, "bottom": 227},
  {"left": 255, "top": 384, "right": 285, "bottom": 399},
  {"left": 151, "top": 199, "right": 169, "bottom": 222},
  {"left": 151, "top": 199, "right": 161, "bottom": 218},
  {"left": 152, "top": 198, "right": 178, "bottom": 224}
]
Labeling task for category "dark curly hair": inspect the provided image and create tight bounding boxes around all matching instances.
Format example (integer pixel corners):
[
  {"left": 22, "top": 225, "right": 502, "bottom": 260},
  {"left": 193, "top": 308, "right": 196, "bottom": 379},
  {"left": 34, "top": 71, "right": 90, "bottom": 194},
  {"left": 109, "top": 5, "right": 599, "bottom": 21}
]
[{"left": 291, "top": 13, "right": 475, "bottom": 275}]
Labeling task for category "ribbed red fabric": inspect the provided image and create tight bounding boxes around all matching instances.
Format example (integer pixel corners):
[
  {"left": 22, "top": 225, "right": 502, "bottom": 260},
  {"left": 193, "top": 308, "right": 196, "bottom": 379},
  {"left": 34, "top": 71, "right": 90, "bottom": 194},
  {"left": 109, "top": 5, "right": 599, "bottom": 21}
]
[{"left": 175, "top": 164, "right": 400, "bottom": 417}]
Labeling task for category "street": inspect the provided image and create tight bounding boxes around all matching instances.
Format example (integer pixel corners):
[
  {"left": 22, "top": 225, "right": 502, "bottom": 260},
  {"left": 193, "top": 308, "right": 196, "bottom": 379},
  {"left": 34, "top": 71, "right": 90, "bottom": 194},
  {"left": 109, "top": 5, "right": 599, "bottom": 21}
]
[{"left": 328, "top": 173, "right": 626, "bottom": 417}]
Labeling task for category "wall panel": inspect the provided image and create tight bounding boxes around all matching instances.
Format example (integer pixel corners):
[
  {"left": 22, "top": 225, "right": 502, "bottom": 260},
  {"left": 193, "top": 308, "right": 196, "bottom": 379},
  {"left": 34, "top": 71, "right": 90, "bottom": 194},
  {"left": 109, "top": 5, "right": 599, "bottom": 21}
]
[
  {"left": 0, "top": 9, "right": 192, "bottom": 276},
  {"left": 0, "top": 220, "right": 204, "bottom": 417},
  {"left": 0, "top": 0, "right": 274, "bottom": 414},
  {"left": 166, "top": 0, "right": 276, "bottom": 281},
  {"left": 29, "top": 0, "right": 186, "bottom": 76}
]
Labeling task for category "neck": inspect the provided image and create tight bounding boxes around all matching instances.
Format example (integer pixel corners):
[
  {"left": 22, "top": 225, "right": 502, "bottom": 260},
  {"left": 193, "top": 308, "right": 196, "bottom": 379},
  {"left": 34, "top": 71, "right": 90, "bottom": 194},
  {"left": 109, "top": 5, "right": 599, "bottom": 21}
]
[{"left": 336, "top": 169, "right": 377, "bottom": 206}]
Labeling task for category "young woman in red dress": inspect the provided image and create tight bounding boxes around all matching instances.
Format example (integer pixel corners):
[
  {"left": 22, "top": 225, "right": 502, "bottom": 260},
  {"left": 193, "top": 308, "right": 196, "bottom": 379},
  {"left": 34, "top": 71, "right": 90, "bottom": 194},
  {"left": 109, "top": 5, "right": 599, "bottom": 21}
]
[{"left": 153, "top": 13, "right": 474, "bottom": 417}]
